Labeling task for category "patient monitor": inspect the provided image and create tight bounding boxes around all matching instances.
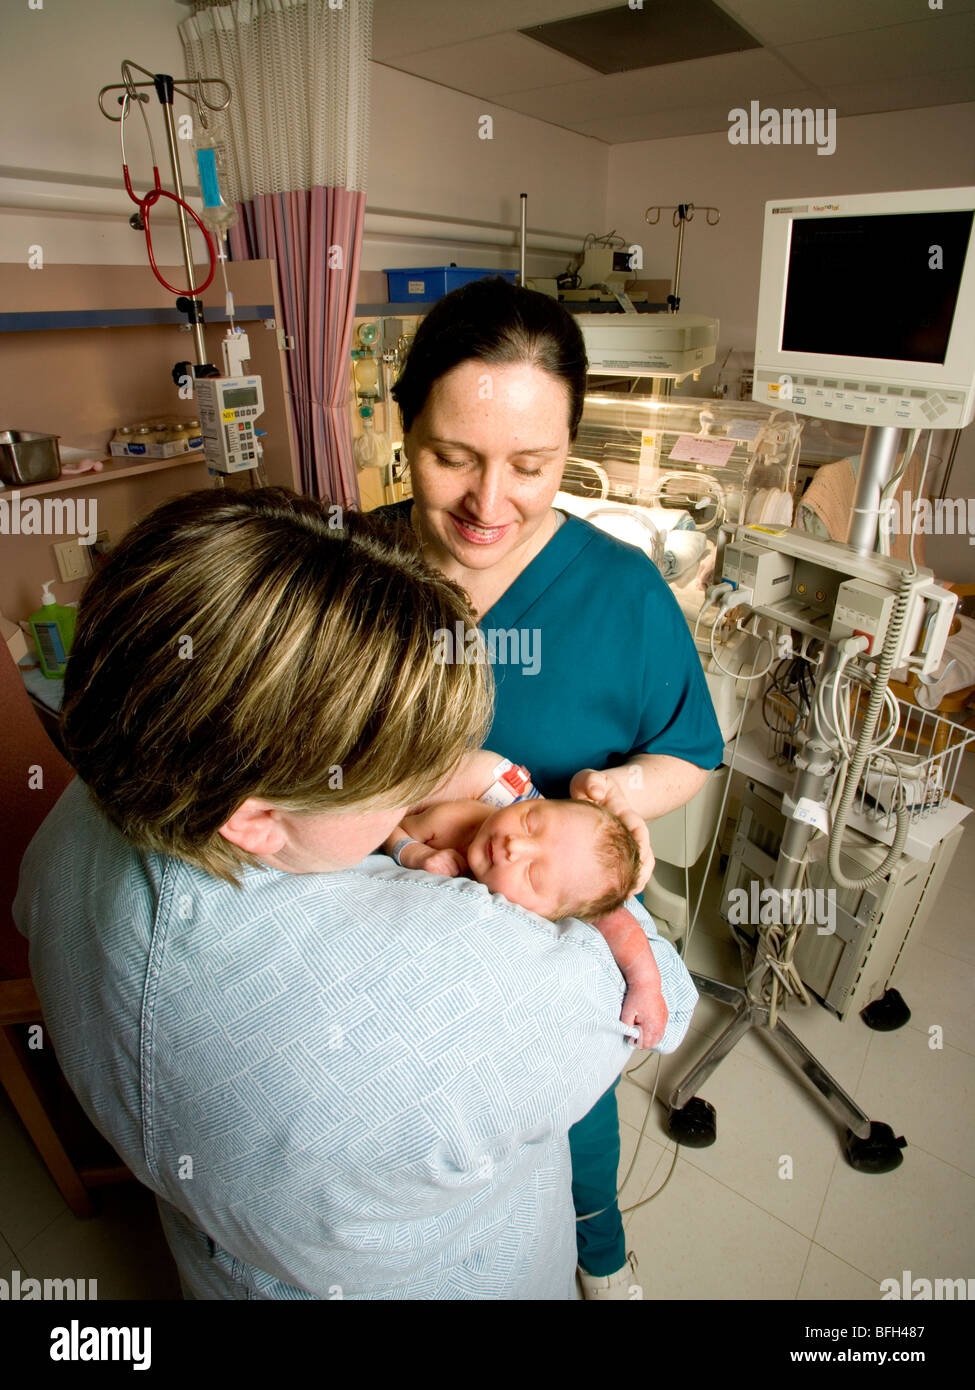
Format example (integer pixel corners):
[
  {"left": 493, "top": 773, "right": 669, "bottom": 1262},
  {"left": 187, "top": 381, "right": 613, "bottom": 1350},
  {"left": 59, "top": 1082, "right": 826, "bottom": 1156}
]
[{"left": 753, "top": 186, "right": 975, "bottom": 430}]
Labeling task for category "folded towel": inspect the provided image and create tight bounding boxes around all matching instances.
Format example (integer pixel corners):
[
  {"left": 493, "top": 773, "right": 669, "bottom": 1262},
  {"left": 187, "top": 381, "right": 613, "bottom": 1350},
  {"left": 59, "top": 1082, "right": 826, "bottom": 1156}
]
[
  {"left": 661, "top": 529, "right": 708, "bottom": 580},
  {"left": 643, "top": 507, "right": 695, "bottom": 535}
]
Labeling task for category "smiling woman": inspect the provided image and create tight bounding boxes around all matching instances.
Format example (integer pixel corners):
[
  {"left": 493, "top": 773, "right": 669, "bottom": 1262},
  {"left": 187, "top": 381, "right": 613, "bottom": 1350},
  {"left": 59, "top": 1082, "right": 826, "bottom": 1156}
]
[{"left": 378, "top": 276, "right": 723, "bottom": 1295}]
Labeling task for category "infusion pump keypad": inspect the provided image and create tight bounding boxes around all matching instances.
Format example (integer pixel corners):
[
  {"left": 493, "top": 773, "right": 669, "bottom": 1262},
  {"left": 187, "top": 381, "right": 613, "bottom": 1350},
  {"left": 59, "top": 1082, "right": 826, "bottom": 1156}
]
[
  {"left": 756, "top": 370, "right": 968, "bottom": 428},
  {"left": 224, "top": 406, "right": 258, "bottom": 465}
]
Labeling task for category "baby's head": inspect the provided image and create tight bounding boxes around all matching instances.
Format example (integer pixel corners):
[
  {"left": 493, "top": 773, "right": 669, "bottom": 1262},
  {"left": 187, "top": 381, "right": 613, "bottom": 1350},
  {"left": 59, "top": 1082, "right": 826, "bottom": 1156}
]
[{"left": 465, "top": 798, "right": 641, "bottom": 921}]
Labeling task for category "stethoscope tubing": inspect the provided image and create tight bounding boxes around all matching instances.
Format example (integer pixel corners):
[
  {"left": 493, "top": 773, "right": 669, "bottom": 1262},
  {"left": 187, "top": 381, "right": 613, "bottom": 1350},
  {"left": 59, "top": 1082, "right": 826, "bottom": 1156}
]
[{"left": 120, "top": 92, "right": 216, "bottom": 297}]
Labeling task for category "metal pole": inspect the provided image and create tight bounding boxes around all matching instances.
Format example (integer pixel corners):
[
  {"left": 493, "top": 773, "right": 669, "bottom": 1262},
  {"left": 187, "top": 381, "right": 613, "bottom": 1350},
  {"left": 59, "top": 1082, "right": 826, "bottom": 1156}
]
[
  {"left": 519, "top": 193, "right": 527, "bottom": 287},
  {"left": 848, "top": 425, "right": 903, "bottom": 556},
  {"left": 671, "top": 207, "right": 687, "bottom": 313},
  {"left": 156, "top": 77, "right": 208, "bottom": 366}
]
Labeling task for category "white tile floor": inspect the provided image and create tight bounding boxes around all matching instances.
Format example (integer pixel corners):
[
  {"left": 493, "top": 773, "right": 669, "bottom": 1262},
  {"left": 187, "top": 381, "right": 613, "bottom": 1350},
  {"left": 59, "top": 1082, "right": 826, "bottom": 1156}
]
[
  {"left": 619, "top": 754, "right": 975, "bottom": 1302},
  {"left": 2, "top": 759, "right": 973, "bottom": 1301}
]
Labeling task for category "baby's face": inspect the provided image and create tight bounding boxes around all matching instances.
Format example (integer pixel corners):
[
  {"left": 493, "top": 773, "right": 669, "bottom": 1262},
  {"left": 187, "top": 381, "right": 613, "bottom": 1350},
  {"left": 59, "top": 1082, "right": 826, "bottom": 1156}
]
[{"left": 465, "top": 800, "right": 610, "bottom": 919}]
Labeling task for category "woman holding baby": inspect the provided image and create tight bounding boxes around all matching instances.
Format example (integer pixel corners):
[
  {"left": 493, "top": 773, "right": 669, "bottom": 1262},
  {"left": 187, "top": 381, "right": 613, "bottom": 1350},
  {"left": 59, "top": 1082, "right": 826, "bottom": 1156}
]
[
  {"left": 381, "top": 277, "right": 724, "bottom": 1296},
  {"left": 15, "top": 282, "right": 718, "bottom": 1303}
]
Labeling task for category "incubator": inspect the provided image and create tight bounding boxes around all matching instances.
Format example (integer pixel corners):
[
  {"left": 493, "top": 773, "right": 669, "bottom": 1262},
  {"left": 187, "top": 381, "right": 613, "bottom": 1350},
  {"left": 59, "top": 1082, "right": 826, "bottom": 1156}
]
[
  {"left": 556, "top": 393, "right": 801, "bottom": 672},
  {"left": 565, "top": 392, "right": 800, "bottom": 538}
]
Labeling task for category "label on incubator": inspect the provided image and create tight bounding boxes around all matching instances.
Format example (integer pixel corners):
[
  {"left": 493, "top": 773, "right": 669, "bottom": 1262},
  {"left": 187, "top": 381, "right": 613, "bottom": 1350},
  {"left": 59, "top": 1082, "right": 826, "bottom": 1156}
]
[
  {"left": 724, "top": 418, "right": 762, "bottom": 442},
  {"left": 669, "top": 435, "right": 735, "bottom": 467},
  {"left": 639, "top": 431, "right": 658, "bottom": 461}
]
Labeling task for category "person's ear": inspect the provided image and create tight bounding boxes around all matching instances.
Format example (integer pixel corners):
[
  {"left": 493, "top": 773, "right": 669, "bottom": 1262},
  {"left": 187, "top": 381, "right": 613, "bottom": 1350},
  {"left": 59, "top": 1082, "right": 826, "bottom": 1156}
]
[{"left": 218, "top": 799, "right": 287, "bottom": 856}]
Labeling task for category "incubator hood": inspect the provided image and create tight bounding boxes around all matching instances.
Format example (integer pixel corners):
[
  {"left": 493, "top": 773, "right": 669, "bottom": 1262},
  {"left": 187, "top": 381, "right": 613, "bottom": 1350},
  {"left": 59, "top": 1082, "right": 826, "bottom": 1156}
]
[{"left": 564, "top": 394, "right": 802, "bottom": 538}]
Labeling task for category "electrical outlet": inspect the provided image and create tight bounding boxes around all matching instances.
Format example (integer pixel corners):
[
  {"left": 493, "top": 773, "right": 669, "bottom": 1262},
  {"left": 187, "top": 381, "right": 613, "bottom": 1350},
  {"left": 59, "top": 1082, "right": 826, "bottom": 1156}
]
[
  {"left": 54, "top": 539, "right": 92, "bottom": 583},
  {"left": 91, "top": 529, "right": 112, "bottom": 564}
]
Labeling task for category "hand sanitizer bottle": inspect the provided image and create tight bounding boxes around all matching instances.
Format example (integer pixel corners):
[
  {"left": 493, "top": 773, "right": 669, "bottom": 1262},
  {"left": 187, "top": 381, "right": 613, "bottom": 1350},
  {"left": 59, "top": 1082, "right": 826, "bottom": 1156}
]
[{"left": 28, "top": 579, "right": 77, "bottom": 679}]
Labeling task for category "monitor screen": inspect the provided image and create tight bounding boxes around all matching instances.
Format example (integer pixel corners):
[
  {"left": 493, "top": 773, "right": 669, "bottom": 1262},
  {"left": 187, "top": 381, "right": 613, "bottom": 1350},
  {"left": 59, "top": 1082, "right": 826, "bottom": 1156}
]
[
  {"left": 223, "top": 387, "right": 259, "bottom": 409},
  {"left": 781, "top": 210, "right": 974, "bottom": 364}
]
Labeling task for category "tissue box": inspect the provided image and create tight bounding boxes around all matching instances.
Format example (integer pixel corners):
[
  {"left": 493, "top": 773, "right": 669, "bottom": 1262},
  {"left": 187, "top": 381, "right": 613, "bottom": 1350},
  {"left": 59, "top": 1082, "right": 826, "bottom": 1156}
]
[{"left": 1, "top": 609, "right": 28, "bottom": 664}]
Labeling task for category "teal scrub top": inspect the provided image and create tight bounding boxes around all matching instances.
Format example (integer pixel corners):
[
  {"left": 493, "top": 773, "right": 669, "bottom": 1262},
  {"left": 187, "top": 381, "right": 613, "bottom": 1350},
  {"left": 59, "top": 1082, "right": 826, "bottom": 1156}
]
[{"left": 377, "top": 503, "right": 724, "bottom": 798}]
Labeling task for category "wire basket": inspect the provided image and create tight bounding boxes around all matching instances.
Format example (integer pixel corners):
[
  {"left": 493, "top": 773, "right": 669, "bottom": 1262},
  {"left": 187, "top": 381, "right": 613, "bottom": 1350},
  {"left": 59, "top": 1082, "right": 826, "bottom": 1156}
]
[{"left": 842, "top": 687, "right": 974, "bottom": 828}]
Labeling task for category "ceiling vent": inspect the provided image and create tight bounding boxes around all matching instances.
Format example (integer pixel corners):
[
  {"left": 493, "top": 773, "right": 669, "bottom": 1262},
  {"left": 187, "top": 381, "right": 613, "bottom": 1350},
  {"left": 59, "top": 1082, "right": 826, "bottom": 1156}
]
[{"left": 521, "top": 1, "right": 760, "bottom": 75}]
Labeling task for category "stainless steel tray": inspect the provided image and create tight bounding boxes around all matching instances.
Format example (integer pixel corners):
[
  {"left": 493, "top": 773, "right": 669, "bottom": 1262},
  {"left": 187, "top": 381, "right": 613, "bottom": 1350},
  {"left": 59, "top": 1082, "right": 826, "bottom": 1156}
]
[{"left": 0, "top": 430, "right": 61, "bottom": 485}]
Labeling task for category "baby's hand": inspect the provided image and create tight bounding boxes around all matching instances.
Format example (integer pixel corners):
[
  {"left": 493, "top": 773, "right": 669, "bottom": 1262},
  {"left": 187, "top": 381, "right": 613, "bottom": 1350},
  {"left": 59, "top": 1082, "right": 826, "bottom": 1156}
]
[
  {"left": 620, "top": 970, "right": 668, "bottom": 1051},
  {"left": 400, "top": 842, "right": 468, "bottom": 877}
]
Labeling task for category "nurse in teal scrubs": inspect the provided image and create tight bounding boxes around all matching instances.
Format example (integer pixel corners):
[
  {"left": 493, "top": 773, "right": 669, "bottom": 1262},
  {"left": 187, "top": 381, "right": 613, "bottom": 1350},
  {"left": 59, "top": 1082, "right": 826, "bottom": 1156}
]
[{"left": 382, "top": 277, "right": 723, "bottom": 1296}]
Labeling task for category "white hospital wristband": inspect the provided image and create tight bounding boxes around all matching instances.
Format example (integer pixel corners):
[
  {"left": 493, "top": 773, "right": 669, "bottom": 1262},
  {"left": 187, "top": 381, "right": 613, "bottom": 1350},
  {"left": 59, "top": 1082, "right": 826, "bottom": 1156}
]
[{"left": 390, "top": 837, "right": 419, "bottom": 866}]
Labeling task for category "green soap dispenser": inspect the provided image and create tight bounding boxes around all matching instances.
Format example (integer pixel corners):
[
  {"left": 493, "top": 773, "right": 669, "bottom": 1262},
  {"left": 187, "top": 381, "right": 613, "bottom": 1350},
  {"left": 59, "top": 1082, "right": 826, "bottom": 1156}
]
[{"left": 28, "top": 579, "right": 76, "bottom": 679}]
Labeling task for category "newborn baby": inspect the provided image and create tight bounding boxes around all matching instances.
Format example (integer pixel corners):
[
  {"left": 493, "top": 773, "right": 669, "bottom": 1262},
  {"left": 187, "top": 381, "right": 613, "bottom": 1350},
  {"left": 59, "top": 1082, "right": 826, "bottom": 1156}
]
[
  {"left": 383, "top": 797, "right": 640, "bottom": 922},
  {"left": 382, "top": 792, "right": 662, "bottom": 1046}
]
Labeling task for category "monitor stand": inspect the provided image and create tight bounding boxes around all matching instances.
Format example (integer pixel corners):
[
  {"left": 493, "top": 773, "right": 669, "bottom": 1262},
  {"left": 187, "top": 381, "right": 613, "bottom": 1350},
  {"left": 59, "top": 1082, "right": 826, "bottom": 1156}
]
[{"left": 665, "top": 425, "right": 910, "bottom": 1172}]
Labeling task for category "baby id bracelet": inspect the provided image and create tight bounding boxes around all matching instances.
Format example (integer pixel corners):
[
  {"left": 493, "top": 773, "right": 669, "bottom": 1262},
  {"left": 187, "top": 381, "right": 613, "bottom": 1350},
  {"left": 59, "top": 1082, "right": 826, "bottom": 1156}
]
[{"left": 390, "top": 837, "right": 419, "bottom": 866}]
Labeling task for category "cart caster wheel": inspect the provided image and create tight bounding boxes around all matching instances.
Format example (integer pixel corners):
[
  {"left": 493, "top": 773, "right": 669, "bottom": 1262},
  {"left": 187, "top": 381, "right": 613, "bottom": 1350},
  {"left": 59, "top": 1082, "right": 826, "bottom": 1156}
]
[
  {"left": 861, "top": 988, "right": 911, "bottom": 1031},
  {"left": 666, "top": 1097, "right": 716, "bottom": 1147},
  {"left": 844, "top": 1122, "right": 907, "bottom": 1173}
]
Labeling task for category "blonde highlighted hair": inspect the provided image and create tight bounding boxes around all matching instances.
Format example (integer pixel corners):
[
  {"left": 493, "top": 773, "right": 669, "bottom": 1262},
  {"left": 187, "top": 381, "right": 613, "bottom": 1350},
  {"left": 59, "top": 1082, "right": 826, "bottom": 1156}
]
[{"left": 61, "top": 488, "right": 493, "bottom": 881}]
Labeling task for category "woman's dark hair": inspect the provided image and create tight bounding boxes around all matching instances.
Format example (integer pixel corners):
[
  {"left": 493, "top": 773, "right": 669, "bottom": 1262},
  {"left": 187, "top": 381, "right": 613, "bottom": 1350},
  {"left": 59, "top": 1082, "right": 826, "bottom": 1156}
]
[{"left": 390, "top": 276, "right": 589, "bottom": 441}]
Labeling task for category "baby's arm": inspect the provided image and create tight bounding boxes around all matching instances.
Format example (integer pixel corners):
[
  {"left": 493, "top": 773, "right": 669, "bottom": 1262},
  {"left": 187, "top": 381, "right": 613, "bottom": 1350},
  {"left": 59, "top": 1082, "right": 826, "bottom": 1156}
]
[
  {"left": 382, "top": 800, "right": 492, "bottom": 876},
  {"left": 590, "top": 906, "right": 668, "bottom": 1051}
]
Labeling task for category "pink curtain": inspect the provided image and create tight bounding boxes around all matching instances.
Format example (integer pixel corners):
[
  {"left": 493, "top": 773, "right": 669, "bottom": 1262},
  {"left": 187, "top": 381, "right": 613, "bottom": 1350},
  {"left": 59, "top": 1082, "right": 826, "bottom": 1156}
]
[{"left": 229, "top": 187, "right": 364, "bottom": 506}]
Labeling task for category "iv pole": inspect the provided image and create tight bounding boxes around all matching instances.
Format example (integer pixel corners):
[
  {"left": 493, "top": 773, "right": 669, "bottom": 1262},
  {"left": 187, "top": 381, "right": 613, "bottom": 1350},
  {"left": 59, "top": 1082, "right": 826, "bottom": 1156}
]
[
  {"left": 98, "top": 59, "right": 231, "bottom": 368},
  {"left": 644, "top": 203, "right": 720, "bottom": 395}
]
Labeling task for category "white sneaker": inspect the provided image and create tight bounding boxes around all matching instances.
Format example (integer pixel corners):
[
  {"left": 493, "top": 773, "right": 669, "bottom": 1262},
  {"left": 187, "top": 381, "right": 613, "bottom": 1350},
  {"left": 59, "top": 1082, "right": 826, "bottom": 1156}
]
[{"left": 577, "top": 1251, "right": 643, "bottom": 1300}]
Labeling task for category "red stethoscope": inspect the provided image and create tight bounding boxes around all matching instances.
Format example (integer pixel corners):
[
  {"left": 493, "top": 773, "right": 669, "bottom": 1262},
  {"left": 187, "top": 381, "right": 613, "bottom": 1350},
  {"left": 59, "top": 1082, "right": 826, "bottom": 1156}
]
[{"left": 120, "top": 90, "right": 216, "bottom": 296}]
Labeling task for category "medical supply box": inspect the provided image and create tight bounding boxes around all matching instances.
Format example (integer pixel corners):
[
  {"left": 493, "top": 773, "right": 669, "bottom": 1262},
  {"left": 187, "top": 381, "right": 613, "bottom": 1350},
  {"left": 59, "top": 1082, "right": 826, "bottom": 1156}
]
[{"left": 384, "top": 266, "right": 517, "bottom": 303}]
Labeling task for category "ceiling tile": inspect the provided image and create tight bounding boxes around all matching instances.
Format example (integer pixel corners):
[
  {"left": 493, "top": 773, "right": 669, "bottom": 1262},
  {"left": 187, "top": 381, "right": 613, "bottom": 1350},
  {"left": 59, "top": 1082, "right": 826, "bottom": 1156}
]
[
  {"left": 780, "top": 13, "right": 975, "bottom": 87},
  {"left": 716, "top": 0, "right": 975, "bottom": 48},
  {"left": 384, "top": 33, "right": 596, "bottom": 98},
  {"left": 370, "top": 0, "right": 621, "bottom": 62},
  {"left": 574, "top": 90, "right": 825, "bottom": 143},
  {"left": 825, "top": 68, "right": 975, "bottom": 119},
  {"left": 500, "top": 47, "right": 806, "bottom": 127}
]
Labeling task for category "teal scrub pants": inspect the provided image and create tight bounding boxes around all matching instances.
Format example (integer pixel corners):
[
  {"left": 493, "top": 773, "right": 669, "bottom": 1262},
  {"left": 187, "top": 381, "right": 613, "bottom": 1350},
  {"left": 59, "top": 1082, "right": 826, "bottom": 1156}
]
[{"left": 568, "top": 1079, "right": 625, "bottom": 1276}]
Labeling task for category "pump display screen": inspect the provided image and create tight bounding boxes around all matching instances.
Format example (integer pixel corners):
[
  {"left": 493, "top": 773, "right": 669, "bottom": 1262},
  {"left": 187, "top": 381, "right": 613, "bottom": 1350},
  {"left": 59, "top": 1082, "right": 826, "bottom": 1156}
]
[
  {"left": 781, "top": 210, "right": 974, "bottom": 363},
  {"left": 223, "top": 387, "right": 259, "bottom": 409}
]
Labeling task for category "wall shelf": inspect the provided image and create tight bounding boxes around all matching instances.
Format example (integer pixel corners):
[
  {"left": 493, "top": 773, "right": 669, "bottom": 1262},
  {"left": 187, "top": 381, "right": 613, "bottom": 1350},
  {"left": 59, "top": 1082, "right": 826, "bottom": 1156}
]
[
  {"left": 0, "top": 307, "right": 274, "bottom": 333},
  {"left": 1, "top": 452, "right": 207, "bottom": 499}
]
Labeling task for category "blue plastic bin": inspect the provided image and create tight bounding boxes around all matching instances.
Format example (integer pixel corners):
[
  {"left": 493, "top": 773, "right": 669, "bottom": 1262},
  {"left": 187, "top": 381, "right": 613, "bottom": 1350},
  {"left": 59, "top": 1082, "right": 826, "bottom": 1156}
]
[{"left": 384, "top": 266, "right": 517, "bottom": 303}]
